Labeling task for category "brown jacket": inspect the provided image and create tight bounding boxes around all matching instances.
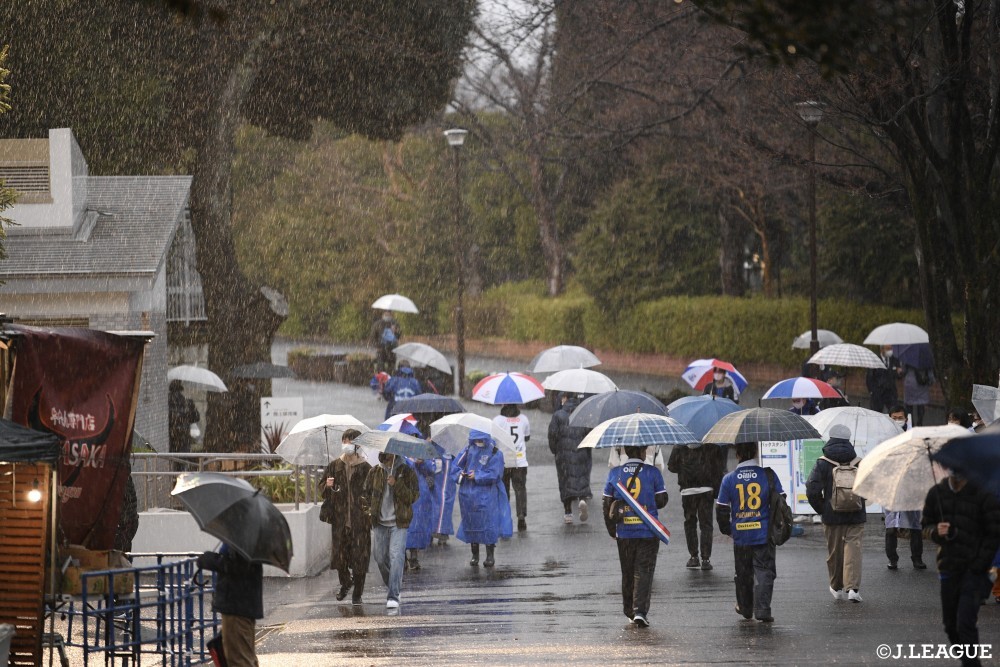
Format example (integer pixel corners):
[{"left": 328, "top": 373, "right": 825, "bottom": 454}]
[{"left": 362, "top": 460, "right": 419, "bottom": 528}]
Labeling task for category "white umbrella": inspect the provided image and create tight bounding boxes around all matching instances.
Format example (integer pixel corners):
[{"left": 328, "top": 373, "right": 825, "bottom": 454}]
[
  {"left": 371, "top": 294, "right": 419, "bottom": 314},
  {"left": 529, "top": 345, "right": 601, "bottom": 373},
  {"left": 392, "top": 342, "right": 452, "bottom": 375},
  {"left": 805, "top": 407, "right": 901, "bottom": 453},
  {"left": 429, "top": 412, "right": 516, "bottom": 457},
  {"left": 853, "top": 424, "right": 971, "bottom": 510},
  {"left": 542, "top": 368, "right": 618, "bottom": 395},
  {"left": 167, "top": 365, "right": 228, "bottom": 393},
  {"left": 863, "top": 322, "right": 930, "bottom": 346},
  {"left": 972, "top": 384, "right": 1000, "bottom": 423},
  {"left": 807, "top": 343, "right": 886, "bottom": 369},
  {"left": 275, "top": 414, "right": 370, "bottom": 466},
  {"left": 791, "top": 329, "right": 843, "bottom": 349}
]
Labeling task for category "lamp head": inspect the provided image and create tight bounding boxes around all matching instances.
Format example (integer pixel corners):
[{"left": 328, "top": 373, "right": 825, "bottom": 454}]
[{"left": 443, "top": 128, "right": 468, "bottom": 147}]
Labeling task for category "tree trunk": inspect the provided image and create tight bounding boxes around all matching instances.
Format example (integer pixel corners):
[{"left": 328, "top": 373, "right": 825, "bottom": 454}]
[
  {"left": 717, "top": 207, "right": 746, "bottom": 296},
  {"left": 189, "top": 27, "right": 286, "bottom": 452}
]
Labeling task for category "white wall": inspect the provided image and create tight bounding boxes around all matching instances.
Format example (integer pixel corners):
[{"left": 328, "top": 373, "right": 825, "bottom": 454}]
[{"left": 5, "top": 128, "right": 86, "bottom": 229}]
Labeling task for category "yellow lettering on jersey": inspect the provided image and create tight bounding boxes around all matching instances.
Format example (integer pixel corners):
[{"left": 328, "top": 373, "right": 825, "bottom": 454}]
[{"left": 735, "top": 521, "right": 761, "bottom": 531}]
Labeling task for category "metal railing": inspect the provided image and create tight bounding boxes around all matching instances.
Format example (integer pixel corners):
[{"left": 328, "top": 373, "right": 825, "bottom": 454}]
[
  {"left": 131, "top": 452, "right": 323, "bottom": 512},
  {"left": 52, "top": 554, "right": 218, "bottom": 667}
]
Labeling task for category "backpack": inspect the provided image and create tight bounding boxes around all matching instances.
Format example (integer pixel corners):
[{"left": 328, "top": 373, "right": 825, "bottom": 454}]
[
  {"left": 915, "top": 368, "right": 931, "bottom": 386},
  {"left": 764, "top": 468, "right": 793, "bottom": 546},
  {"left": 821, "top": 456, "right": 864, "bottom": 512},
  {"left": 380, "top": 325, "right": 398, "bottom": 346}
]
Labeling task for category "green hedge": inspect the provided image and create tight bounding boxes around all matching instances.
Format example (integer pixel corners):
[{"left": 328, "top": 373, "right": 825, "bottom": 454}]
[{"left": 458, "top": 283, "right": 928, "bottom": 368}]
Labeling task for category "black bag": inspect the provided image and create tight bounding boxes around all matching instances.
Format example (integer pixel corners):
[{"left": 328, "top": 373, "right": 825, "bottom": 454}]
[
  {"left": 915, "top": 368, "right": 931, "bottom": 386},
  {"left": 764, "top": 468, "right": 793, "bottom": 546},
  {"left": 208, "top": 634, "right": 228, "bottom": 667},
  {"left": 319, "top": 497, "right": 335, "bottom": 524}
]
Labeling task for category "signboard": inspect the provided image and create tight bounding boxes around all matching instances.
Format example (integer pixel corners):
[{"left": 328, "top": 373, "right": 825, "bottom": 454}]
[
  {"left": 9, "top": 325, "right": 145, "bottom": 549},
  {"left": 260, "top": 397, "right": 302, "bottom": 452}
]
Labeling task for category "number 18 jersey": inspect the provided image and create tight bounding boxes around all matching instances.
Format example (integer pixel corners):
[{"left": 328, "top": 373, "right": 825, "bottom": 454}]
[{"left": 716, "top": 463, "right": 780, "bottom": 546}]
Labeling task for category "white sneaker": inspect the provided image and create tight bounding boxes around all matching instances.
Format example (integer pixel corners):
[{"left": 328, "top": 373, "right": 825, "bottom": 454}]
[
  {"left": 386, "top": 599, "right": 399, "bottom": 609},
  {"left": 632, "top": 612, "right": 649, "bottom": 628},
  {"left": 829, "top": 587, "right": 846, "bottom": 600},
  {"left": 563, "top": 514, "right": 573, "bottom": 524},
  {"left": 848, "top": 590, "right": 863, "bottom": 603},
  {"left": 578, "top": 499, "right": 589, "bottom": 522}
]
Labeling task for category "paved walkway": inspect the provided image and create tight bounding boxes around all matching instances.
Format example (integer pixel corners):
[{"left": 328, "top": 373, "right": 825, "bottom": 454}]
[{"left": 254, "top": 361, "right": 989, "bottom": 666}]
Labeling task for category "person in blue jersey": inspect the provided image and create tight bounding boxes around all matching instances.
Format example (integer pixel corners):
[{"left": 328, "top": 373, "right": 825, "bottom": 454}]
[
  {"left": 602, "top": 445, "right": 669, "bottom": 628},
  {"left": 452, "top": 430, "right": 513, "bottom": 567},
  {"left": 716, "top": 442, "right": 781, "bottom": 623},
  {"left": 404, "top": 456, "right": 436, "bottom": 571},
  {"left": 429, "top": 441, "right": 458, "bottom": 546}
]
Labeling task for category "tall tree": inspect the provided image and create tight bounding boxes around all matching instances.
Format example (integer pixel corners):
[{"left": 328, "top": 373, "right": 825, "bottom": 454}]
[{"left": 1, "top": 0, "right": 475, "bottom": 449}]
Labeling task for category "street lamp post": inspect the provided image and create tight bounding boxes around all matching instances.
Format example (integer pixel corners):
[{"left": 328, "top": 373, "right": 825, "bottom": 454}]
[
  {"left": 444, "top": 128, "right": 469, "bottom": 397},
  {"left": 796, "top": 101, "right": 824, "bottom": 356}
]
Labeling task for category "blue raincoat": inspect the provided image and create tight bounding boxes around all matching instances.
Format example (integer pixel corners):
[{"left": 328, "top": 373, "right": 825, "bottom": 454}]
[
  {"left": 430, "top": 442, "right": 457, "bottom": 536},
  {"left": 453, "top": 432, "right": 512, "bottom": 545},
  {"left": 383, "top": 368, "right": 422, "bottom": 419},
  {"left": 405, "top": 458, "right": 437, "bottom": 549}
]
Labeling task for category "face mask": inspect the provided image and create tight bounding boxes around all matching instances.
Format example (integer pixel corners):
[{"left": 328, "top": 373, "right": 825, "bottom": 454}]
[
  {"left": 342, "top": 444, "right": 357, "bottom": 455},
  {"left": 474, "top": 440, "right": 487, "bottom": 449},
  {"left": 792, "top": 400, "right": 805, "bottom": 409},
  {"left": 892, "top": 418, "right": 905, "bottom": 426},
  {"left": 714, "top": 373, "right": 725, "bottom": 382},
  {"left": 883, "top": 350, "right": 893, "bottom": 358}
]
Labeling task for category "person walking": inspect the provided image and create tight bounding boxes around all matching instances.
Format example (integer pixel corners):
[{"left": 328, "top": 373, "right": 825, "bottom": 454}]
[
  {"left": 667, "top": 442, "right": 727, "bottom": 571},
  {"left": 168, "top": 380, "right": 200, "bottom": 469},
  {"left": 716, "top": 442, "right": 780, "bottom": 623},
  {"left": 922, "top": 470, "right": 1000, "bottom": 667},
  {"left": 548, "top": 393, "right": 593, "bottom": 524},
  {"left": 404, "top": 456, "right": 436, "bottom": 571},
  {"left": 429, "top": 441, "right": 458, "bottom": 546},
  {"left": 602, "top": 445, "right": 668, "bottom": 628},
  {"left": 362, "top": 450, "right": 419, "bottom": 609},
  {"left": 494, "top": 404, "right": 530, "bottom": 532},
  {"left": 902, "top": 362, "right": 933, "bottom": 427},
  {"left": 197, "top": 543, "right": 263, "bottom": 666},
  {"left": 370, "top": 310, "right": 401, "bottom": 373},
  {"left": 318, "top": 429, "right": 372, "bottom": 604},
  {"left": 806, "top": 424, "right": 867, "bottom": 603},
  {"left": 453, "top": 430, "right": 512, "bottom": 567},
  {"left": 703, "top": 368, "right": 740, "bottom": 403},
  {"left": 382, "top": 363, "right": 422, "bottom": 419},
  {"left": 866, "top": 345, "right": 901, "bottom": 413}
]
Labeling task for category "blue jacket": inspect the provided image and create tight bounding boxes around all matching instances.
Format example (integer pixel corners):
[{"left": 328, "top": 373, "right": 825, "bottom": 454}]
[
  {"left": 405, "top": 458, "right": 436, "bottom": 549},
  {"left": 452, "top": 441, "right": 512, "bottom": 544},
  {"left": 431, "top": 443, "right": 457, "bottom": 536},
  {"left": 383, "top": 374, "right": 422, "bottom": 419}
]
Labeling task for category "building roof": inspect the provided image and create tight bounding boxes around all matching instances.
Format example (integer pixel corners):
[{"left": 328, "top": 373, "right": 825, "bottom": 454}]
[{"left": 0, "top": 175, "right": 192, "bottom": 279}]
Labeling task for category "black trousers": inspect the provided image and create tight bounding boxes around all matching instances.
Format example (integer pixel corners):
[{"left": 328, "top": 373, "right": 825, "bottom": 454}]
[
  {"left": 885, "top": 527, "right": 923, "bottom": 563},
  {"left": 681, "top": 492, "right": 714, "bottom": 559},
  {"left": 733, "top": 542, "right": 776, "bottom": 618},
  {"left": 617, "top": 537, "right": 659, "bottom": 617},
  {"left": 940, "top": 570, "right": 989, "bottom": 667},
  {"left": 503, "top": 467, "right": 528, "bottom": 519},
  {"left": 906, "top": 403, "right": 926, "bottom": 426},
  {"left": 333, "top": 524, "right": 371, "bottom": 596}
]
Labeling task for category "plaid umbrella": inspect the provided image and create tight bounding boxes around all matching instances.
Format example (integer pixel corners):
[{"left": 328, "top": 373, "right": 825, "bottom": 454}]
[
  {"left": 702, "top": 408, "right": 821, "bottom": 444},
  {"left": 807, "top": 343, "right": 886, "bottom": 370},
  {"left": 579, "top": 413, "right": 698, "bottom": 449}
]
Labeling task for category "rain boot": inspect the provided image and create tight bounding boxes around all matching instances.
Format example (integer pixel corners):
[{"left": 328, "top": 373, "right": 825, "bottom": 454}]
[
  {"left": 484, "top": 544, "right": 495, "bottom": 568},
  {"left": 470, "top": 543, "right": 480, "bottom": 567}
]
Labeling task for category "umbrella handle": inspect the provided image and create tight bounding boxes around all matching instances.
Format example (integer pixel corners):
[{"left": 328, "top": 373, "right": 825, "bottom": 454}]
[{"left": 926, "top": 442, "right": 944, "bottom": 519}]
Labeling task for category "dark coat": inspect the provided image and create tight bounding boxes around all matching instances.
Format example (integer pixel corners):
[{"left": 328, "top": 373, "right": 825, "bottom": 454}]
[
  {"left": 922, "top": 479, "right": 1000, "bottom": 574},
  {"left": 805, "top": 438, "right": 867, "bottom": 525},
  {"left": 197, "top": 546, "right": 263, "bottom": 620},
  {"left": 168, "top": 388, "right": 198, "bottom": 454},
  {"left": 666, "top": 445, "right": 727, "bottom": 493},
  {"left": 319, "top": 456, "right": 372, "bottom": 569},
  {"left": 865, "top": 355, "right": 900, "bottom": 405},
  {"left": 362, "top": 460, "right": 419, "bottom": 528},
  {"left": 548, "top": 400, "right": 593, "bottom": 502}
]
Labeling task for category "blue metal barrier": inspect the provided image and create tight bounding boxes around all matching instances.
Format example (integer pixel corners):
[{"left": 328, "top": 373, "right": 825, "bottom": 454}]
[{"left": 59, "top": 554, "right": 219, "bottom": 666}]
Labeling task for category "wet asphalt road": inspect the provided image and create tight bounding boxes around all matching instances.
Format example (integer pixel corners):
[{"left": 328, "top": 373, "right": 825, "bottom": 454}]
[{"left": 256, "top": 342, "right": 998, "bottom": 666}]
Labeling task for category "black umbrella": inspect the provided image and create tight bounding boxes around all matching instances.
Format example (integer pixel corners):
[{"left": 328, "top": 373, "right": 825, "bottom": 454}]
[
  {"left": 392, "top": 393, "right": 464, "bottom": 416},
  {"left": 932, "top": 432, "right": 1000, "bottom": 494},
  {"left": 701, "top": 408, "right": 820, "bottom": 444},
  {"left": 567, "top": 390, "right": 666, "bottom": 428},
  {"left": 171, "top": 472, "right": 293, "bottom": 572},
  {"left": 230, "top": 362, "right": 296, "bottom": 379}
]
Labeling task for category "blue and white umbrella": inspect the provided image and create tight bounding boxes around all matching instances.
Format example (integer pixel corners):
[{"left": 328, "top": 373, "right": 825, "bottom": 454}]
[
  {"left": 471, "top": 372, "right": 546, "bottom": 405},
  {"left": 378, "top": 413, "right": 423, "bottom": 437},
  {"left": 354, "top": 430, "right": 440, "bottom": 460},
  {"left": 578, "top": 413, "right": 698, "bottom": 449}
]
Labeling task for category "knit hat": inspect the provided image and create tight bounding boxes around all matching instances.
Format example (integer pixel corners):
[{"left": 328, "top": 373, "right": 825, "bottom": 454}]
[{"left": 829, "top": 424, "right": 852, "bottom": 440}]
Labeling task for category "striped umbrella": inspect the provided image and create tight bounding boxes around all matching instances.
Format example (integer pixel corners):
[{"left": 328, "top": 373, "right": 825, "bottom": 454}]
[
  {"left": 702, "top": 408, "right": 821, "bottom": 444},
  {"left": 681, "top": 359, "right": 748, "bottom": 393},
  {"left": 472, "top": 372, "right": 546, "bottom": 405},
  {"left": 378, "top": 413, "right": 422, "bottom": 437},
  {"left": 807, "top": 343, "right": 886, "bottom": 370},
  {"left": 578, "top": 413, "right": 699, "bottom": 449},
  {"left": 762, "top": 377, "right": 842, "bottom": 400}
]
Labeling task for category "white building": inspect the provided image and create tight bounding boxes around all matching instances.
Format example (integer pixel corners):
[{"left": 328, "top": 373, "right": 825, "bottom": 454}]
[{"left": 0, "top": 128, "right": 201, "bottom": 450}]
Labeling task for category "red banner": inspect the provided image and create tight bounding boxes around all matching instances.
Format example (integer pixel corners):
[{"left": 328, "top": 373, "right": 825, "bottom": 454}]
[{"left": 8, "top": 325, "right": 145, "bottom": 549}]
